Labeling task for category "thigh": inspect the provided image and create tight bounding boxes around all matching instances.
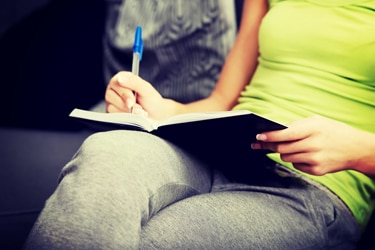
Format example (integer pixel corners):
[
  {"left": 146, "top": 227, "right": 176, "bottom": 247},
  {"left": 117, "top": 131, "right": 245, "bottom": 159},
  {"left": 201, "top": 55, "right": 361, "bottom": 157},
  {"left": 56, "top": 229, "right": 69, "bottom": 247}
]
[
  {"left": 26, "top": 130, "right": 215, "bottom": 249},
  {"left": 57, "top": 130, "right": 215, "bottom": 220},
  {"left": 140, "top": 179, "right": 359, "bottom": 250}
]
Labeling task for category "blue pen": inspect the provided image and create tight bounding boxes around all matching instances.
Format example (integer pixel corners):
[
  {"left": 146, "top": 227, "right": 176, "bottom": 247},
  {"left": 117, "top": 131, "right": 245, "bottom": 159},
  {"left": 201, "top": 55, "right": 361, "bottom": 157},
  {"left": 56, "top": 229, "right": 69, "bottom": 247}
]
[{"left": 131, "top": 26, "right": 143, "bottom": 113}]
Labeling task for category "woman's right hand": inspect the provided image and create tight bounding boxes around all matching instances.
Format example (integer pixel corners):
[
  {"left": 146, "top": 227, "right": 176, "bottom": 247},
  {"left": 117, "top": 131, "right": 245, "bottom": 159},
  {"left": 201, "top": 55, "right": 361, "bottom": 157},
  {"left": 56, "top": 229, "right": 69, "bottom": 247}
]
[{"left": 105, "top": 71, "right": 177, "bottom": 120}]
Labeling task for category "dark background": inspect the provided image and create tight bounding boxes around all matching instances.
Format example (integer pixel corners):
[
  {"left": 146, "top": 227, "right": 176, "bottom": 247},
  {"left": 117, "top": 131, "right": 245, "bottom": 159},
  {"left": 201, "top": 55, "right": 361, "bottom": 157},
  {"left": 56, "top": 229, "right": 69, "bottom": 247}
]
[
  {"left": 0, "top": 0, "right": 106, "bottom": 131},
  {"left": 0, "top": 0, "right": 50, "bottom": 36},
  {"left": 0, "top": 1, "right": 106, "bottom": 249}
]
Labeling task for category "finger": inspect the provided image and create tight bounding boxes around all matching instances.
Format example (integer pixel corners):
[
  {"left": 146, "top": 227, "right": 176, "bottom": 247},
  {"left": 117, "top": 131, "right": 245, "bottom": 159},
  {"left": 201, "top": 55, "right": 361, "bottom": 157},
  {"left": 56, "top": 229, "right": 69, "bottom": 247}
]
[
  {"left": 257, "top": 119, "right": 313, "bottom": 142},
  {"left": 257, "top": 128, "right": 309, "bottom": 143},
  {"left": 280, "top": 152, "right": 328, "bottom": 176},
  {"left": 132, "top": 104, "right": 148, "bottom": 117},
  {"left": 292, "top": 163, "right": 313, "bottom": 173},
  {"left": 108, "top": 71, "right": 137, "bottom": 102},
  {"left": 109, "top": 81, "right": 135, "bottom": 104},
  {"left": 105, "top": 88, "right": 131, "bottom": 112},
  {"left": 116, "top": 71, "right": 158, "bottom": 99},
  {"left": 279, "top": 152, "right": 318, "bottom": 165},
  {"left": 293, "top": 163, "right": 327, "bottom": 176},
  {"left": 252, "top": 140, "right": 310, "bottom": 154},
  {"left": 106, "top": 103, "right": 125, "bottom": 113}
]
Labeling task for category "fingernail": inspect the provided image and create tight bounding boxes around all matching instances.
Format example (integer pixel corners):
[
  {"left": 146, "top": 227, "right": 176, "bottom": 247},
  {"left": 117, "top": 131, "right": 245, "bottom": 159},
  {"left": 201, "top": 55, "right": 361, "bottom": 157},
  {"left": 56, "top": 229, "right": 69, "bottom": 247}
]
[
  {"left": 256, "top": 134, "right": 267, "bottom": 141},
  {"left": 251, "top": 143, "right": 261, "bottom": 150},
  {"left": 126, "top": 98, "right": 134, "bottom": 109},
  {"left": 117, "top": 75, "right": 128, "bottom": 86},
  {"left": 132, "top": 106, "right": 148, "bottom": 117}
]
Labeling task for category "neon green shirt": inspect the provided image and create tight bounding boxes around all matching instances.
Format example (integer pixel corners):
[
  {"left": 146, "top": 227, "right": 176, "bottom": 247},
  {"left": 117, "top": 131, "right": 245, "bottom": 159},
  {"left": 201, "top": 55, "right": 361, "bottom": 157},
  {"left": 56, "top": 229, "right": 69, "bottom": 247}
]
[{"left": 234, "top": 0, "right": 375, "bottom": 231}]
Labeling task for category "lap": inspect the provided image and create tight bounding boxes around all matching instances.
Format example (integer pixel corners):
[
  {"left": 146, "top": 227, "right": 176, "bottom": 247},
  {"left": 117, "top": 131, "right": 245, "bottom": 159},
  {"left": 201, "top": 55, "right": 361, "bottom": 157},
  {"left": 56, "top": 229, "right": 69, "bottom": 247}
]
[
  {"left": 24, "top": 130, "right": 360, "bottom": 249},
  {"left": 57, "top": 130, "right": 216, "bottom": 222},
  {"left": 65, "top": 130, "right": 213, "bottom": 191},
  {"left": 140, "top": 177, "right": 360, "bottom": 250}
]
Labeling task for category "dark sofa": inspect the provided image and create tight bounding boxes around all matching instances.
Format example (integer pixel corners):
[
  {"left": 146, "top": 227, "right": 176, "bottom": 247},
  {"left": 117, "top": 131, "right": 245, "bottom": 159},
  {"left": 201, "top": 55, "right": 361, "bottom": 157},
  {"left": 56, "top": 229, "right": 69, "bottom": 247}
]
[
  {"left": 0, "top": 1, "right": 373, "bottom": 249},
  {"left": 0, "top": 0, "right": 105, "bottom": 249}
]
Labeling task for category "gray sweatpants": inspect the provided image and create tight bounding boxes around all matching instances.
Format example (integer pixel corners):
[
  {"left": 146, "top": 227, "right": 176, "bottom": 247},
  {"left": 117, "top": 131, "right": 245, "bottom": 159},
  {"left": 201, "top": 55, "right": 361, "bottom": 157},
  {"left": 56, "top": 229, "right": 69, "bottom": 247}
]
[{"left": 25, "top": 130, "right": 360, "bottom": 249}]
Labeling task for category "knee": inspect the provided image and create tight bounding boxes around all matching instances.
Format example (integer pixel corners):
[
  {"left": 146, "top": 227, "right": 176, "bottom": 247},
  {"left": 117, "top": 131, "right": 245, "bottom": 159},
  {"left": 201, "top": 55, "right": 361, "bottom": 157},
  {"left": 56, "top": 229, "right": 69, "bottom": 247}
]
[
  {"left": 79, "top": 130, "right": 139, "bottom": 154},
  {"left": 59, "top": 130, "right": 171, "bottom": 179},
  {"left": 58, "top": 131, "right": 144, "bottom": 179},
  {"left": 79, "top": 130, "right": 162, "bottom": 155}
]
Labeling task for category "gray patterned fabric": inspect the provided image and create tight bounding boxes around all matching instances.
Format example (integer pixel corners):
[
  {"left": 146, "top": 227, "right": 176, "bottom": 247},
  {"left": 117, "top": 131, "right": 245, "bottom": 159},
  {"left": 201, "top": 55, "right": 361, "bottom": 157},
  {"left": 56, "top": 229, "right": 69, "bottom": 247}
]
[{"left": 103, "top": 0, "right": 236, "bottom": 103}]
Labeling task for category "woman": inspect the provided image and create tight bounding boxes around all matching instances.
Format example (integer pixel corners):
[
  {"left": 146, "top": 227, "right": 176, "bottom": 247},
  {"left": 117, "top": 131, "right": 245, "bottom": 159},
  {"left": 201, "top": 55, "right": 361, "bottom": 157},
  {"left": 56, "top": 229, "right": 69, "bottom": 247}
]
[{"left": 26, "top": 0, "right": 375, "bottom": 249}]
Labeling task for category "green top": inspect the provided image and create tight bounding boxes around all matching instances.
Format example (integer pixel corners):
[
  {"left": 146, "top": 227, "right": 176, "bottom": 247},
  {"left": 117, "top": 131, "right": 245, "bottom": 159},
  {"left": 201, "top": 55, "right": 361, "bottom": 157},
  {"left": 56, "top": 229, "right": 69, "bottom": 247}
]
[{"left": 234, "top": 0, "right": 375, "bottom": 231}]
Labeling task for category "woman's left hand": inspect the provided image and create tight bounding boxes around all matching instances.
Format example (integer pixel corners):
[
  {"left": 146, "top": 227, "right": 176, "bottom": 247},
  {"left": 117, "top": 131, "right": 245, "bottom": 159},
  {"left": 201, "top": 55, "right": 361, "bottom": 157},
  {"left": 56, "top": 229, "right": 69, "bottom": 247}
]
[{"left": 251, "top": 115, "right": 375, "bottom": 176}]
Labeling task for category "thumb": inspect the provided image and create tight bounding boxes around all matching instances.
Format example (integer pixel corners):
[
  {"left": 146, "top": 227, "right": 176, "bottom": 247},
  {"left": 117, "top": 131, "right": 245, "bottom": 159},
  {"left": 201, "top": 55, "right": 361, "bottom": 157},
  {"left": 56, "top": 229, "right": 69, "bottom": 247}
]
[{"left": 117, "top": 72, "right": 155, "bottom": 98}]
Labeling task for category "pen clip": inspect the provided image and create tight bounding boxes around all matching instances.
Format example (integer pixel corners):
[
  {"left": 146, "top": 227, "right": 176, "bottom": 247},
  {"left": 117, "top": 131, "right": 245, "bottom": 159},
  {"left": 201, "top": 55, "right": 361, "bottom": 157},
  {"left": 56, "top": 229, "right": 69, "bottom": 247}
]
[{"left": 133, "top": 26, "right": 143, "bottom": 61}]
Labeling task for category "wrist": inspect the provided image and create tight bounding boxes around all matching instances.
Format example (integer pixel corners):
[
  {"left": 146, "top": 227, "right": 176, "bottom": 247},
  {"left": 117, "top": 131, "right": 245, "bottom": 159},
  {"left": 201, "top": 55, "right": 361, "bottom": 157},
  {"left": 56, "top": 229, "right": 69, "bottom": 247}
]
[
  {"left": 351, "top": 131, "right": 375, "bottom": 177},
  {"left": 163, "top": 99, "right": 183, "bottom": 118}
]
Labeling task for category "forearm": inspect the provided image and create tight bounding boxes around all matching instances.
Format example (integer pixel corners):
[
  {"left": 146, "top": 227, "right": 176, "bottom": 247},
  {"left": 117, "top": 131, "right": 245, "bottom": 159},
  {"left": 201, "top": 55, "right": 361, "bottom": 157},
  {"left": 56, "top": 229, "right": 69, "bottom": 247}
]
[
  {"left": 167, "top": 40, "right": 260, "bottom": 115},
  {"left": 170, "top": 0, "right": 269, "bottom": 115}
]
